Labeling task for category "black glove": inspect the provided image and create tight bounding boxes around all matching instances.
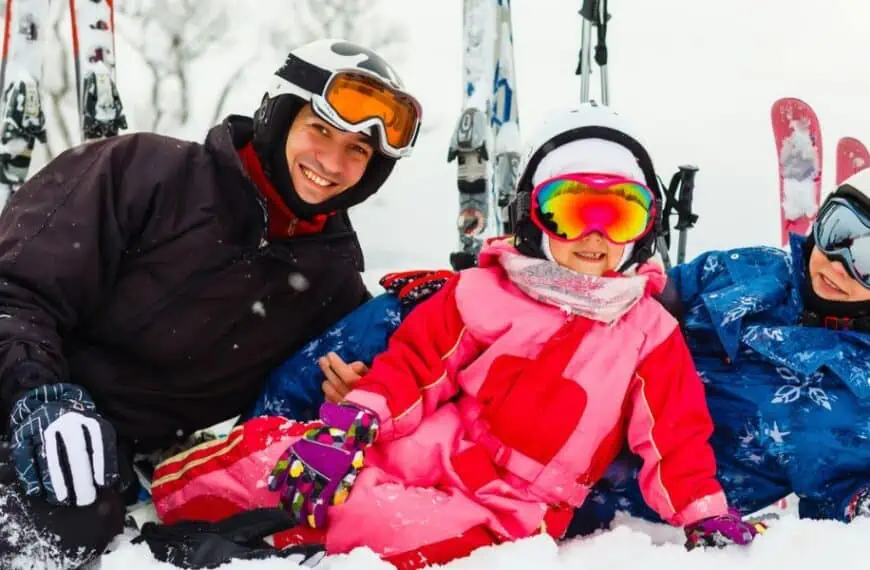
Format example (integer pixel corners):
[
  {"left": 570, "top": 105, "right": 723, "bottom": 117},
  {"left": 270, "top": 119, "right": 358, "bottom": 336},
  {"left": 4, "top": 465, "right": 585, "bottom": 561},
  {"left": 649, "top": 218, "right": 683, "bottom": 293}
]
[
  {"left": 131, "top": 508, "right": 326, "bottom": 569},
  {"left": 8, "top": 383, "right": 119, "bottom": 505}
]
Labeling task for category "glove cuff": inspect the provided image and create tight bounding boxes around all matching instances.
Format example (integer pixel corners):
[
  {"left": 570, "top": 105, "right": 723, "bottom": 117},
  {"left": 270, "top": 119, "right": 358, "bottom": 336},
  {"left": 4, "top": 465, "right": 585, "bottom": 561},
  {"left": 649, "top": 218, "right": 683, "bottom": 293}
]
[
  {"left": 319, "top": 402, "right": 379, "bottom": 446},
  {"left": 9, "top": 383, "right": 97, "bottom": 429}
]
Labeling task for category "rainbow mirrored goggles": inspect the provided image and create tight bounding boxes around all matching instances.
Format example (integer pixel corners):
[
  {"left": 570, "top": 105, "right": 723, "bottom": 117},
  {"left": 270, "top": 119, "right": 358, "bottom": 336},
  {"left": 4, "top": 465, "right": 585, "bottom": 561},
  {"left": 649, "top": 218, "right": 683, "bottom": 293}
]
[
  {"left": 311, "top": 69, "right": 422, "bottom": 159},
  {"left": 530, "top": 173, "right": 656, "bottom": 244}
]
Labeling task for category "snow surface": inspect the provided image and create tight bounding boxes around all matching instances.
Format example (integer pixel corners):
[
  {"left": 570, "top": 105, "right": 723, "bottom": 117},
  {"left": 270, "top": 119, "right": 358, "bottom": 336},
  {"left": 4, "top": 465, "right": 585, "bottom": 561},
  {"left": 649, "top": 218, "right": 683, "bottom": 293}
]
[{"left": 101, "top": 509, "right": 870, "bottom": 570}]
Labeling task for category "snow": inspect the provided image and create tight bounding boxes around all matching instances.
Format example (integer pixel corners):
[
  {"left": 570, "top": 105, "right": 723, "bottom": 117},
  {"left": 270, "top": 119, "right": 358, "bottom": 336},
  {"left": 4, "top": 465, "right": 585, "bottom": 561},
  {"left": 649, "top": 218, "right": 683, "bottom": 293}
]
[
  {"left": 99, "top": 509, "right": 870, "bottom": 570},
  {"left": 461, "top": 0, "right": 495, "bottom": 108},
  {"left": 493, "top": 121, "right": 521, "bottom": 154},
  {"left": 779, "top": 118, "right": 821, "bottom": 221}
]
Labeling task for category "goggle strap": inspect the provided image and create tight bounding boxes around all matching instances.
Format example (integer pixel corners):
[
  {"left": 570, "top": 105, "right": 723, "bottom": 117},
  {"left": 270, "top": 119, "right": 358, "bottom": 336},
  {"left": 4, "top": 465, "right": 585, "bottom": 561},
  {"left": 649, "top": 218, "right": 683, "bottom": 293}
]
[
  {"left": 802, "top": 310, "right": 870, "bottom": 332},
  {"left": 275, "top": 54, "right": 331, "bottom": 98},
  {"left": 509, "top": 191, "right": 531, "bottom": 233},
  {"left": 833, "top": 184, "right": 870, "bottom": 214}
]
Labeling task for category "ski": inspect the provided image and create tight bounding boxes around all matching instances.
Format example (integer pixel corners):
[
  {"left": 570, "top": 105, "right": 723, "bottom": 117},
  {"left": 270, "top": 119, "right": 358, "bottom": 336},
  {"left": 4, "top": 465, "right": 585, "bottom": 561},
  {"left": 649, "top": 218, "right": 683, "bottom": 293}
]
[
  {"left": 0, "top": 0, "right": 49, "bottom": 201},
  {"left": 447, "top": 0, "right": 494, "bottom": 270},
  {"left": 490, "top": 0, "right": 520, "bottom": 235},
  {"left": 69, "top": 0, "right": 127, "bottom": 142},
  {"left": 770, "top": 97, "right": 822, "bottom": 246},
  {"left": 836, "top": 136, "right": 870, "bottom": 185}
]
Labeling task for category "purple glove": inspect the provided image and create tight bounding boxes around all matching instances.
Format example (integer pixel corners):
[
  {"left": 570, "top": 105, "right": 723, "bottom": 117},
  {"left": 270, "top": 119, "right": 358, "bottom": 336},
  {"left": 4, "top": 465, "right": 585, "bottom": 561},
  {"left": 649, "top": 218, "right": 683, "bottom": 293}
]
[
  {"left": 267, "top": 402, "right": 378, "bottom": 529},
  {"left": 684, "top": 508, "right": 765, "bottom": 550}
]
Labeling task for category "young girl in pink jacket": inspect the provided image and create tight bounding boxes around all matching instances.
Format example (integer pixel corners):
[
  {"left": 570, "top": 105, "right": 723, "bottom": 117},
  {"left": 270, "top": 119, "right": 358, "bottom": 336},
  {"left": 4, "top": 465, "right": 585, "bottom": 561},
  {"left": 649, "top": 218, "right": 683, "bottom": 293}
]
[{"left": 152, "top": 104, "right": 760, "bottom": 568}]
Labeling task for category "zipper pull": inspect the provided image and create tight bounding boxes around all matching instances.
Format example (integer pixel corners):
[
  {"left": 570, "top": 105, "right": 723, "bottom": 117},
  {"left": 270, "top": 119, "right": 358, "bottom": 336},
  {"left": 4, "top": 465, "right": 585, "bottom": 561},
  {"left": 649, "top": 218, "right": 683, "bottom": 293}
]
[{"left": 286, "top": 219, "right": 298, "bottom": 237}]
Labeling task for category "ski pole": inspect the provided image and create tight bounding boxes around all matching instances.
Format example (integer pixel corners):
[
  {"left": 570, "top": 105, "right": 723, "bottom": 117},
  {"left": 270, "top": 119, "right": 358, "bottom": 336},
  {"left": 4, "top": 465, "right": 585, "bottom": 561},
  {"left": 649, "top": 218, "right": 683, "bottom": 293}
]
[
  {"left": 595, "top": 0, "right": 609, "bottom": 105},
  {"left": 576, "top": 0, "right": 609, "bottom": 104},
  {"left": 577, "top": 3, "right": 593, "bottom": 102},
  {"left": 657, "top": 235, "right": 673, "bottom": 270},
  {"left": 675, "top": 165, "right": 699, "bottom": 264}
]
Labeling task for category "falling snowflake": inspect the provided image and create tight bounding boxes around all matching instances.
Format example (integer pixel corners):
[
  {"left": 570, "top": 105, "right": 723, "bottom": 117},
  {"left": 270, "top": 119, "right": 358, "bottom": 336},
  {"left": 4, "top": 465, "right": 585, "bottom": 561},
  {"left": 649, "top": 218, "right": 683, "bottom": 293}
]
[
  {"left": 289, "top": 272, "right": 309, "bottom": 291},
  {"left": 251, "top": 301, "right": 266, "bottom": 317}
]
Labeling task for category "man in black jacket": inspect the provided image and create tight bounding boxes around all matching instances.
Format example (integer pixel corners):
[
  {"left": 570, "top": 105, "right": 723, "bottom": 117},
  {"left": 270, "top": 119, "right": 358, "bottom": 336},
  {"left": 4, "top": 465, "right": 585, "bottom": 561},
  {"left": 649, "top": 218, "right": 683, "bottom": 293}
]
[{"left": 0, "top": 38, "right": 422, "bottom": 569}]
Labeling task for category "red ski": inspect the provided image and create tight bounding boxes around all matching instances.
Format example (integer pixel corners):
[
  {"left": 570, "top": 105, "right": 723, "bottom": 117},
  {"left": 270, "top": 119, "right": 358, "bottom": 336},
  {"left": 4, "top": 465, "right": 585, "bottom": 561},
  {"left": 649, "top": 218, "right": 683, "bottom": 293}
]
[
  {"left": 836, "top": 136, "right": 870, "bottom": 185},
  {"left": 770, "top": 97, "right": 822, "bottom": 246},
  {"left": 69, "top": 0, "right": 126, "bottom": 141}
]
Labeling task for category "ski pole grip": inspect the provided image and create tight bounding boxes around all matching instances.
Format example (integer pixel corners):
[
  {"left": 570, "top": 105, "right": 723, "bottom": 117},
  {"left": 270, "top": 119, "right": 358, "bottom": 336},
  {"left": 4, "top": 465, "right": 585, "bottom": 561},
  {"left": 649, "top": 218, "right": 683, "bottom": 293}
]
[
  {"left": 675, "top": 165, "right": 699, "bottom": 230},
  {"left": 580, "top": 0, "right": 602, "bottom": 21}
]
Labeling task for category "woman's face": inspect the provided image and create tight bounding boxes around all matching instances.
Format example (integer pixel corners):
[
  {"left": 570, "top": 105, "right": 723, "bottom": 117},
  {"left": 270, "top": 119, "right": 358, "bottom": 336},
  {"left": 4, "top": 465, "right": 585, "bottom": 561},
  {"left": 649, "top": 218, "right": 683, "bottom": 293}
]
[{"left": 808, "top": 246, "right": 870, "bottom": 302}]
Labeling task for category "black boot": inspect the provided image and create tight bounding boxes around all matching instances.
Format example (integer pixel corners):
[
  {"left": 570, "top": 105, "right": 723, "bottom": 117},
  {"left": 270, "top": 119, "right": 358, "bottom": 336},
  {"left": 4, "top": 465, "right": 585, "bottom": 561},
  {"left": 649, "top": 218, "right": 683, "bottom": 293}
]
[{"left": 132, "top": 508, "right": 327, "bottom": 568}]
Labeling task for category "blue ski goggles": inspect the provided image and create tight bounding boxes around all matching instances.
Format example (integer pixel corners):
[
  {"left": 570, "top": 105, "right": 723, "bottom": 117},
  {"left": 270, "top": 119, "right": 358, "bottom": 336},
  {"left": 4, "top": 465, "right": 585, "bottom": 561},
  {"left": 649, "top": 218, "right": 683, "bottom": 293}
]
[{"left": 813, "top": 196, "right": 870, "bottom": 289}]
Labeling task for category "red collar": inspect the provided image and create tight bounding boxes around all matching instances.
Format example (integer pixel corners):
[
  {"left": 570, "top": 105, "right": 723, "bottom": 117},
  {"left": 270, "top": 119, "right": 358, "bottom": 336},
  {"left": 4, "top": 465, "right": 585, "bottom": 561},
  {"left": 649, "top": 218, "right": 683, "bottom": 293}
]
[{"left": 238, "top": 142, "right": 330, "bottom": 239}]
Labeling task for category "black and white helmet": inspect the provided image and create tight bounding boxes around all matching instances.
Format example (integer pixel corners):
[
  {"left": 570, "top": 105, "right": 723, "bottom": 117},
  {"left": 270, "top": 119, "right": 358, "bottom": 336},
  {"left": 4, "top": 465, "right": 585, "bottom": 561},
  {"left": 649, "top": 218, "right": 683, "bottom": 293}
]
[
  {"left": 252, "top": 39, "right": 415, "bottom": 219},
  {"left": 265, "top": 39, "right": 407, "bottom": 105}
]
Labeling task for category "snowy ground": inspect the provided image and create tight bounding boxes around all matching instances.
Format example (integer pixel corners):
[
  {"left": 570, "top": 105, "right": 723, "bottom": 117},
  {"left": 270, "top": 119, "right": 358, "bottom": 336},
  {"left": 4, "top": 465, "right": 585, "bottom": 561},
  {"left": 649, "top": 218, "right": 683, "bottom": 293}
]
[{"left": 101, "top": 509, "right": 868, "bottom": 570}]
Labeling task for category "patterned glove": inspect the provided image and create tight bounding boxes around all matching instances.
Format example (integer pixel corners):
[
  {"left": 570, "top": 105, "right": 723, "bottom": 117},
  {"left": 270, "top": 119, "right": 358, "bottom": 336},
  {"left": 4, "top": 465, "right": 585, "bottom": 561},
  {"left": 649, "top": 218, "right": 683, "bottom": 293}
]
[
  {"left": 9, "top": 383, "right": 119, "bottom": 506},
  {"left": 267, "top": 402, "right": 379, "bottom": 529},
  {"left": 380, "top": 269, "right": 454, "bottom": 306},
  {"left": 684, "top": 508, "right": 766, "bottom": 550}
]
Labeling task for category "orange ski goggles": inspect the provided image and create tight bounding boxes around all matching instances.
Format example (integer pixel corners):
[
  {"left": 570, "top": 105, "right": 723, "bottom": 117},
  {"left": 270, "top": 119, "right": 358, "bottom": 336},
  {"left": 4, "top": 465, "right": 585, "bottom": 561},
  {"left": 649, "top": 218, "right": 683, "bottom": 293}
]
[{"left": 312, "top": 70, "right": 422, "bottom": 159}]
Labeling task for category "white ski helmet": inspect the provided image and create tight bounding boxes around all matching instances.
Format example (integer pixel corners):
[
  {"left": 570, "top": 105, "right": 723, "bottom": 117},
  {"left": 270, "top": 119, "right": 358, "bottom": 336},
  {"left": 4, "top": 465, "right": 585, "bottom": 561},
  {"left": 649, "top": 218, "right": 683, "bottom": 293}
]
[
  {"left": 827, "top": 168, "right": 870, "bottom": 206},
  {"left": 252, "top": 39, "right": 420, "bottom": 219},
  {"left": 509, "top": 102, "right": 663, "bottom": 268}
]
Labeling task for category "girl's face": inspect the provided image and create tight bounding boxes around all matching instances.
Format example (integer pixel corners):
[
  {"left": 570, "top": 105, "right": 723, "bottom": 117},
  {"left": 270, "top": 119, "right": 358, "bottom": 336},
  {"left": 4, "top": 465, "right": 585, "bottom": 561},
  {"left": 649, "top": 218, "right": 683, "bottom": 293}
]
[
  {"left": 808, "top": 246, "right": 870, "bottom": 302},
  {"left": 547, "top": 232, "right": 625, "bottom": 276}
]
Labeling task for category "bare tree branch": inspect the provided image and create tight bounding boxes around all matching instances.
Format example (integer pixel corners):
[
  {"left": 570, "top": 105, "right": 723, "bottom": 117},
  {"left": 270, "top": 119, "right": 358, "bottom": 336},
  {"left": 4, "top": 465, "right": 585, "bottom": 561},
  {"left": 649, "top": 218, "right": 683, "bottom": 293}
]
[
  {"left": 32, "top": 0, "right": 410, "bottom": 147},
  {"left": 209, "top": 55, "right": 257, "bottom": 126},
  {"left": 116, "top": 0, "right": 231, "bottom": 132},
  {"left": 209, "top": 0, "right": 408, "bottom": 123}
]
